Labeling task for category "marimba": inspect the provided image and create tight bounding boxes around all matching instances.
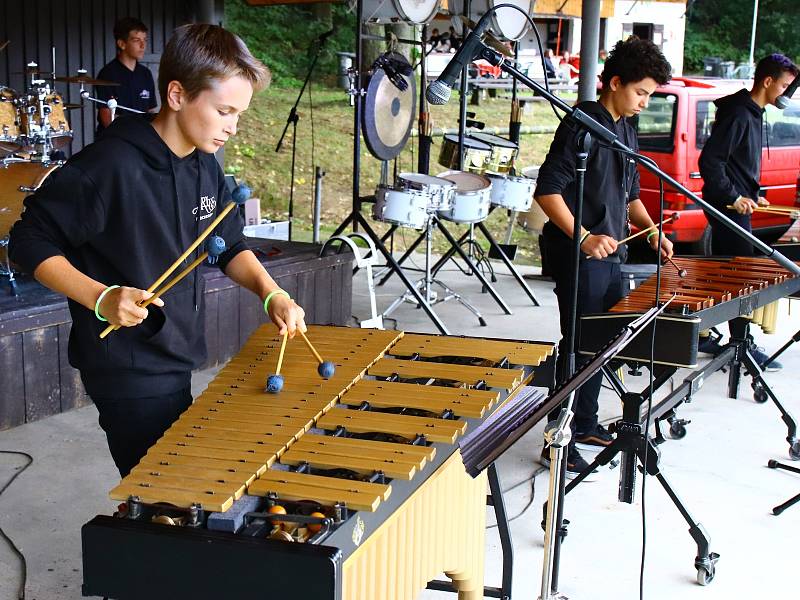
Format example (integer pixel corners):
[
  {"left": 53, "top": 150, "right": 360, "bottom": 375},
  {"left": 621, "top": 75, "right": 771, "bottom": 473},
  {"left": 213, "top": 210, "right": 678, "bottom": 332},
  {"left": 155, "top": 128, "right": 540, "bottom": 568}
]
[
  {"left": 82, "top": 325, "right": 555, "bottom": 600},
  {"left": 580, "top": 257, "right": 800, "bottom": 367}
]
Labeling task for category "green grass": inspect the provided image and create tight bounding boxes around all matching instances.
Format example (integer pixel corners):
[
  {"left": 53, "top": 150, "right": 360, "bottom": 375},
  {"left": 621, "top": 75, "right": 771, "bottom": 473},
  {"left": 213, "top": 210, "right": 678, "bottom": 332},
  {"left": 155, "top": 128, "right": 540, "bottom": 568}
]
[{"left": 229, "top": 84, "right": 564, "bottom": 264}]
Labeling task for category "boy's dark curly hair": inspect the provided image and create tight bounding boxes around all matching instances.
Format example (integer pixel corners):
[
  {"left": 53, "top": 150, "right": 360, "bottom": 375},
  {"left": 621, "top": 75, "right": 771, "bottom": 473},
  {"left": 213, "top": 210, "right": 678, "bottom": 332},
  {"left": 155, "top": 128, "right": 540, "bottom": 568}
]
[
  {"left": 600, "top": 36, "right": 672, "bottom": 87},
  {"left": 754, "top": 53, "right": 798, "bottom": 84}
]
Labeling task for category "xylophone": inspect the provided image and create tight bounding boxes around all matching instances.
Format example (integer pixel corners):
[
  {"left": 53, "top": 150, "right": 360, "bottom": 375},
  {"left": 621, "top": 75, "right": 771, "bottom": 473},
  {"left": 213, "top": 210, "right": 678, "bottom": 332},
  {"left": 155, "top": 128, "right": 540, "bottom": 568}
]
[
  {"left": 579, "top": 257, "right": 800, "bottom": 367},
  {"left": 82, "top": 325, "right": 555, "bottom": 600}
]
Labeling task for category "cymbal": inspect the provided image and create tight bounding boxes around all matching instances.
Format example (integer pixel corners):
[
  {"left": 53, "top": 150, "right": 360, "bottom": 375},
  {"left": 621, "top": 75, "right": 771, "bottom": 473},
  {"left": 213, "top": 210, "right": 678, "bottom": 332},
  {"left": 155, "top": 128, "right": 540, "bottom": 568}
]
[
  {"left": 362, "top": 52, "right": 416, "bottom": 162},
  {"left": 54, "top": 74, "right": 119, "bottom": 86}
]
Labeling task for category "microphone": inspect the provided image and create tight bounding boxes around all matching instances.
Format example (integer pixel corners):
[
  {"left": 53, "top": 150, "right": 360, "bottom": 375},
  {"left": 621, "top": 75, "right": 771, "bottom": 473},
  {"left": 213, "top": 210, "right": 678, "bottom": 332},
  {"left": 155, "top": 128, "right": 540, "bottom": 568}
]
[
  {"left": 107, "top": 98, "right": 117, "bottom": 121},
  {"left": 426, "top": 12, "right": 493, "bottom": 105},
  {"left": 775, "top": 73, "right": 800, "bottom": 110}
]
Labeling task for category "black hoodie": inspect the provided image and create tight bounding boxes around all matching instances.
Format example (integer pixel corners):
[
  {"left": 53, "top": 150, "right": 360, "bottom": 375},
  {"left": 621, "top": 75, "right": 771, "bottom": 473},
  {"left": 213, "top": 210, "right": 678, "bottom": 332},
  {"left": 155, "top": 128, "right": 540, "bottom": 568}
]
[
  {"left": 699, "top": 88, "right": 763, "bottom": 211},
  {"left": 9, "top": 115, "right": 248, "bottom": 398},
  {"left": 535, "top": 100, "right": 640, "bottom": 262}
]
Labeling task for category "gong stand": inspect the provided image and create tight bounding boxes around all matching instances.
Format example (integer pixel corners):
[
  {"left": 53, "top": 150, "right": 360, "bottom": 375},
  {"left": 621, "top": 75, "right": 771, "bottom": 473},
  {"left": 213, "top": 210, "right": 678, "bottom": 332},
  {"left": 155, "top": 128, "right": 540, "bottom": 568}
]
[{"left": 331, "top": 0, "right": 451, "bottom": 334}]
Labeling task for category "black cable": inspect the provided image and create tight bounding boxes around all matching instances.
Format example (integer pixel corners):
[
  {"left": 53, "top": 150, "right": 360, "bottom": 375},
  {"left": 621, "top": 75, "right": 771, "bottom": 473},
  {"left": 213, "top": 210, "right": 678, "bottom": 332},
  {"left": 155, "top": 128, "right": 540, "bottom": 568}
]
[
  {"left": 0, "top": 450, "right": 33, "bottom": 600},
  {"left": 639, "top": 175, "right": 666, "bottom": 600},
  {"left": 486, "top": 465, "right": 548, "bottom": 529}
]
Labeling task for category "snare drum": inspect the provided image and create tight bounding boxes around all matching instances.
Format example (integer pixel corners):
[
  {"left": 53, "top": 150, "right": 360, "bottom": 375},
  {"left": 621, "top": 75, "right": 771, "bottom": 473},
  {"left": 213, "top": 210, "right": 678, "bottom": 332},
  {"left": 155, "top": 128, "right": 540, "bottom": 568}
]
[
  {"left": 363, "top": 0, "right": 441, "bottom": 24},
  {"left": 487, "top": 173, "right": 534, "bottom": 212},
  {"left": 18, "top": 90, "right": 72, "bottom": 147},
  {"left": 468, "top": 132, "right": 518, "bottom": 174},
  {"left": 449, "top": 0, "right": 533, "bottom": 41},
  {"left": 0, "top": 87, "right": 21, "bottom": 152},
  {"left": 438, "top": 134, "right": 492, "bottom": 174},
  {"left": 397, "top": 172, "right": 456, "bottom": 212},
  {"left": 436, "top": 170, "right": 492, "bottom": 224},
  {"left": 372, "top": 186, "right": 431, "bottom": 230}
]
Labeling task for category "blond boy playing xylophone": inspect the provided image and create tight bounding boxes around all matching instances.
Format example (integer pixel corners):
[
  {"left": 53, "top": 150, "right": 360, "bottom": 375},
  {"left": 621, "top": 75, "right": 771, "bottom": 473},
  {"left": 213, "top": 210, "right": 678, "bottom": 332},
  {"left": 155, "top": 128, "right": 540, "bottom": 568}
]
[{"left": 9, "top": 24, "right": 306, "bottom": 477}]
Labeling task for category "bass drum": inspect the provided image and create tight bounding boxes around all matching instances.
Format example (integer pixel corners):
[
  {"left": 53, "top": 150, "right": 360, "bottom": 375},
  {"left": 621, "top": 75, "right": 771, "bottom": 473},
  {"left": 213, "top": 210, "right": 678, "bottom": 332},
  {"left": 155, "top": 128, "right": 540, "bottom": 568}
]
[
  {"left": 449, "top": 0, "right": 533, "bottom": 41},
  {"left": 362, "top": 0, "right": 442, "bottom": 24}
]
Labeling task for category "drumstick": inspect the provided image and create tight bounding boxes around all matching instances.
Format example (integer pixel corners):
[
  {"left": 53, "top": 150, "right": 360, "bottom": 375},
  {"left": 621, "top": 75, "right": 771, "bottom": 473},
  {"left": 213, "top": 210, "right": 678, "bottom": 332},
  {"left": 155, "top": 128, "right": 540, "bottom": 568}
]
[
  {"left": 665, "top": 256, "right": 687, "bottom": 278},
  {"left": 617, "top": 213, "right": 679, "bottom": 245},
  {"left": 266, "top": 331, "right": 289, "bottom": 393},
  {"left": 298, "top": 329, "right": 336, "bottom": 379},
  {"left": 99, "top": 236, "right": 227, "bottom": 338},
  {"left": 726, "top": 204, "right": 799, "bottom": 215},
  {"left": 586, "top": 214, "right": 679, "bottom": 259}
]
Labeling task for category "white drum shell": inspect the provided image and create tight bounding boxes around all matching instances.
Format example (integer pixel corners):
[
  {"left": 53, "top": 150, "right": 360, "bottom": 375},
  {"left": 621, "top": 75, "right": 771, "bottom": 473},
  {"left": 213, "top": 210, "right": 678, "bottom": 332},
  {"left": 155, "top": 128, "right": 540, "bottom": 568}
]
[
  {"left": 363, "top": 0, "right": 441, "bottom": 24},
  {"left": 488, "top": 174, "right": 534, "bottom": 212},
  {"left": 435, "top": 171, "right": 492, "bottom": 224},
  {"left": 449, "top": 0, "right": 533, "bottom": 41},
  {"left": 397, "top": 172, "right": 456, "bottom": 212},
  {"left": 373, "top": 187, "right": 431, "bottom": 229}
]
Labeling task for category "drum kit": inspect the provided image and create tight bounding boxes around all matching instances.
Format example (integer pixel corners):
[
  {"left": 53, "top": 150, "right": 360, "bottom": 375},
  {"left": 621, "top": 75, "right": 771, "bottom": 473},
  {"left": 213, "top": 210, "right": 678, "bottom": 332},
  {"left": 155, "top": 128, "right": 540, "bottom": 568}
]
[{"left": 0, "top": 58, "right": 119, "bottom": 292}]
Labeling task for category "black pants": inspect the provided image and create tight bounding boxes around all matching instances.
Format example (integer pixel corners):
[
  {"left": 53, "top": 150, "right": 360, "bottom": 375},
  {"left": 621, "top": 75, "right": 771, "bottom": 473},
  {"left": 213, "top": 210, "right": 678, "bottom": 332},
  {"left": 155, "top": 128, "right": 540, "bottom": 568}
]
[
  {"left": 92, "top": 386, "right": 193, "bottom": 477},
  {"left": 549, "top": 257, "right": 624, "bottom": 433}
]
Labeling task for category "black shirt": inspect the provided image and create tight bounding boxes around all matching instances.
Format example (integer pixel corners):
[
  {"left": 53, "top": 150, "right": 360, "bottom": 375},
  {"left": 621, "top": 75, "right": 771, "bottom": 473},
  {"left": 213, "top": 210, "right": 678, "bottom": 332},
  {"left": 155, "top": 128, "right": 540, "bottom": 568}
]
[
  {"left": 95, "top": 58, "right": 158, "bottom": 135},
  {"left": 535, "top": 100, "right": 640, "bottom": 261}
]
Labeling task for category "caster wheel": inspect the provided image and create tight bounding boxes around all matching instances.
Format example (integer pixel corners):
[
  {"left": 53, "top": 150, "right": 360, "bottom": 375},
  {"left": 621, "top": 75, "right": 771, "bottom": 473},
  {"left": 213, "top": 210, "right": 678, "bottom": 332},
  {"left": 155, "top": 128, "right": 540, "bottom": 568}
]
[
  {"left": 670, "top": 421, "right": 687, "bottom": 439},
  {"left": 790, "top": 442, "right": 800, "bottom": 461},
  {"left": 752, "top": 382, "right": 768, "bottom": 404},
  {"left": 696, "top": 565, "right": 715, "bottom": 586}
]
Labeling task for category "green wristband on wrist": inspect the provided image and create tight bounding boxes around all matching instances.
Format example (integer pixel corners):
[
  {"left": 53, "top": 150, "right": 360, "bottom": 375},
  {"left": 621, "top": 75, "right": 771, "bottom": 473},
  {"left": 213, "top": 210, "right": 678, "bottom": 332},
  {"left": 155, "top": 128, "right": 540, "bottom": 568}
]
[
  {"left": 579, "top": 230, "right": 591, "bottom": 244},
  {"left": 94, "top": 285, "right": 120, "bottom": 322},
  {"left": 646, "top": 230, "right": 659, "bottom": 242},
  {"left": 263, "top": 289, "right": 290, "bottom": 315}
]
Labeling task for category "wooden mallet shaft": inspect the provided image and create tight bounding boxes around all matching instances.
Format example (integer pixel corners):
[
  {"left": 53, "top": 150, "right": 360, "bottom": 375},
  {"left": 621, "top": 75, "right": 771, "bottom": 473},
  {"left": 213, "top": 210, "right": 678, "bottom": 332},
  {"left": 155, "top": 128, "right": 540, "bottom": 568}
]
[
  {"left": 298, "top": 329, "right": 324, "bottom": 364},
  {"left": 617, "top": 213, "right": 679, "bottom": 245},
  {"left": 275, "top": 331, "right": 289, "bottom": 376},
  {"left": 99, "top": 251, "right": 211, "bottom": 339}
]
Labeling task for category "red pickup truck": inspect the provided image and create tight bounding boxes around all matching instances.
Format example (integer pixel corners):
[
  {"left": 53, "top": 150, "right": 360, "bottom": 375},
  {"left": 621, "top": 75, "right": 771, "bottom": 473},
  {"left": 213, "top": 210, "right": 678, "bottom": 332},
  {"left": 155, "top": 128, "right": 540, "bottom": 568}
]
[{"left": 634, "top": 77, "right": 800, "bottom": 254}]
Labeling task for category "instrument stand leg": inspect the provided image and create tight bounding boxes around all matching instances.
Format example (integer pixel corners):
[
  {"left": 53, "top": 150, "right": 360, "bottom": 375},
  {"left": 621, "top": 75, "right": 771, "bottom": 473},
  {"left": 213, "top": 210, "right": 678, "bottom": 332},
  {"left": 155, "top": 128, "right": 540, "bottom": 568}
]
[
  {"left": 434, "top": 218, "right": 512, "bottom": 315},
  {"left": 374, "top": 226, "right": 425, "bottom": 285},
  {"left": 762, "top": 328, "right": 800, "bottom": 370},
  {"left": 426, "top": 463, "right": 516, "bottom": 599},
  {"left": 382, "top": 218, "right": 486, "bottom": 328},
  {"left": 487, "top": 463, "right": 513, "bottom": 600},
  {"left": 335, "top": 211, "right": 450, "bottom": 334},
  {"left": 767, "top": 460, "right": 800, "bottom": 514},
  {"left": 476, "top": 220, "right": 540, "bottom": 307},
  {"left": 740, "top": 349, "right": 800, "bottom": 459},
  {"left": 543, "top": 384, "right": 719, "bottom": 586}
]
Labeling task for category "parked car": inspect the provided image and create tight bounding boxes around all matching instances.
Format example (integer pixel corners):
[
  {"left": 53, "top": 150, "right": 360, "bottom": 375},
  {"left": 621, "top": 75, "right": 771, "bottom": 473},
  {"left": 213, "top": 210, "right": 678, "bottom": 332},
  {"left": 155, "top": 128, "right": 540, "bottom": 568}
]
[{"left": 632, "top": 77, "right": 800, "bottom": 254}]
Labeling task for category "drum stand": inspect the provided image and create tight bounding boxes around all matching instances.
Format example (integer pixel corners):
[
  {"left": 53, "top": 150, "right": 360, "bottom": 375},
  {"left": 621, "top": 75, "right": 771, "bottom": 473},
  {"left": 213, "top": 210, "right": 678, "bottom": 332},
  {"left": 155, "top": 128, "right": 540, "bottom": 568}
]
[
  {"left": 767, "top": 460, "right": 800, "bottom": 515},
  {"left": 383, "top": 215, "right": 487, "bottom": 327},
  {"left": 377, "top": 209, "right": 540, "bottom": 307},
  {"left": 0, "top": 238, "right": 18, "bottom": 296}
]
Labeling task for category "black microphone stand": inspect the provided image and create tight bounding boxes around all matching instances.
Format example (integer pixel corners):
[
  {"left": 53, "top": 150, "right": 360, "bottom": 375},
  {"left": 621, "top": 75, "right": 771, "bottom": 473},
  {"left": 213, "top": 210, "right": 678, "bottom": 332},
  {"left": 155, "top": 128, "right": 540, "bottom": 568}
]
[{"left": 276, "top": 31, "right": 332, "bottom": 241}]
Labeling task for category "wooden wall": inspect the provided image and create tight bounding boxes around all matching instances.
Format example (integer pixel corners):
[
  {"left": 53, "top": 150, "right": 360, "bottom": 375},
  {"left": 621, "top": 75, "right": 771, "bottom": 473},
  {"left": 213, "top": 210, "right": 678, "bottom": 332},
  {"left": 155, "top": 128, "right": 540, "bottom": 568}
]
[{"left": 0, "top": 0, "right": 203, "bottom": 152}]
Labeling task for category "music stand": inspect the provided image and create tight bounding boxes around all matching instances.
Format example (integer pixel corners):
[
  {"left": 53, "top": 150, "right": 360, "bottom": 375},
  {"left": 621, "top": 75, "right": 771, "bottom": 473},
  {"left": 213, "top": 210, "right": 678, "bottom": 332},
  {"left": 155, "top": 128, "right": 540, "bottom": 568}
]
[{"left": 458, "top": 304, "right": 668, "bottom": 599}]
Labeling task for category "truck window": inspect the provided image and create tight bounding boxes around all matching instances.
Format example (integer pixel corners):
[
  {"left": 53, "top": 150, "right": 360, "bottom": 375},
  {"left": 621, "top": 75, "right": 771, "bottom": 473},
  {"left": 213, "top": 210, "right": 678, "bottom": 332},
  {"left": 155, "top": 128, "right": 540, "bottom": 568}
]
[
  {"left": 635, "top": 93, "right": 677, "bottom": 152},
  {"left": 765, "top": 104, "right": 800, "bottom": 147},
  {"left": 696, "top": 100, "right": 716, "bottom": 149}
]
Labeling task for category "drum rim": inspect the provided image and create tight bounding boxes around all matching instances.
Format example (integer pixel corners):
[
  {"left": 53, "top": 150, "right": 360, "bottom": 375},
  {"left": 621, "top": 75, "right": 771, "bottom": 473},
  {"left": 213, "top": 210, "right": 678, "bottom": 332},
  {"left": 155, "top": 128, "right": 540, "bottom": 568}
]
[
  {"left": 442, "top": 134, "right": 492, "bottom": 150},
  {"left": 468, "top": 132, "right": 519, "bottom": 149},
  {"left": 397, "top": 172, "right": 456, "bottom": 187}
]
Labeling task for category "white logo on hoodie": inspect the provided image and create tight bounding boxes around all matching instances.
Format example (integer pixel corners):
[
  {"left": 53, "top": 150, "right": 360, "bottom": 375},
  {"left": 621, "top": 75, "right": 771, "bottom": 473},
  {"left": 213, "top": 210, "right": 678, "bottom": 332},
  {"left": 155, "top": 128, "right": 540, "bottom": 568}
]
[{"left": 194, "top": 195, "right": 217, "bottom": 220}]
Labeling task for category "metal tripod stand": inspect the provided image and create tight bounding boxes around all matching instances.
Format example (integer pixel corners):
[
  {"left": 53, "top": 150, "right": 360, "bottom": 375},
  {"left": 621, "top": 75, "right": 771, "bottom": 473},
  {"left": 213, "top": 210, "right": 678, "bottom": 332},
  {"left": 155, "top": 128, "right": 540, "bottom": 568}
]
[{"left": 383, "top": 214, "right": 486, "bottom": 327}]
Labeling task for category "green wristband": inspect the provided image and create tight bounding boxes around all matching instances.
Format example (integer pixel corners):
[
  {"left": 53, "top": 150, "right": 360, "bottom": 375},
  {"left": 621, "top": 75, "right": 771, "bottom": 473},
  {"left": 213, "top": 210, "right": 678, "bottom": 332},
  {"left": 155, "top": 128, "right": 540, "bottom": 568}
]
[
  {"left": 263, "top": 289, "right": 290, "bottom": 315},
  {"left": 94, "top": 285, "right": 120, "bottom": 322},
  {"left": 579, "top": 230, "right": 591, "bottom": 244},
  {"left": 646, "top": 230, "right": 659, "bottom": 242}
]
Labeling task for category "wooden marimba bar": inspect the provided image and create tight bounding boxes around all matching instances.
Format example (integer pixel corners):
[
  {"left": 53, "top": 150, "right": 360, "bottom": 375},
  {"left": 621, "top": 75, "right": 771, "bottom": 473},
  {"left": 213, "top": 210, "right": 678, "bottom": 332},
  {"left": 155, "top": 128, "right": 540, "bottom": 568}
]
[
  {"left": 611, "top": 257, "right": 797, "bottom": 333},
  {"left": 84, "top": 325, "right": 555, "bottom": 600}
]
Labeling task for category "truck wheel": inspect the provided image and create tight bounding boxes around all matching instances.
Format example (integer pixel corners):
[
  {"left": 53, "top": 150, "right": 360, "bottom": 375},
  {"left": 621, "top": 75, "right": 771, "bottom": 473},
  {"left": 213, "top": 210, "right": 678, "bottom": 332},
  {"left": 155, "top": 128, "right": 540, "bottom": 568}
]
[{"left": 688, "top": 225, "right": 712, "bottom": 256}]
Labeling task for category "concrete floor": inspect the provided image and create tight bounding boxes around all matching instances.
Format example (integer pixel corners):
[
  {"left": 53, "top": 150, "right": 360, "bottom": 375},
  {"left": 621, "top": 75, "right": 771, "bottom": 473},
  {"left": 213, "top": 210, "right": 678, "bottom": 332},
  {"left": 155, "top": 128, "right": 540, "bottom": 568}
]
[{"left": 1, "top": 253, "right": 798, "bottom": 600}]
